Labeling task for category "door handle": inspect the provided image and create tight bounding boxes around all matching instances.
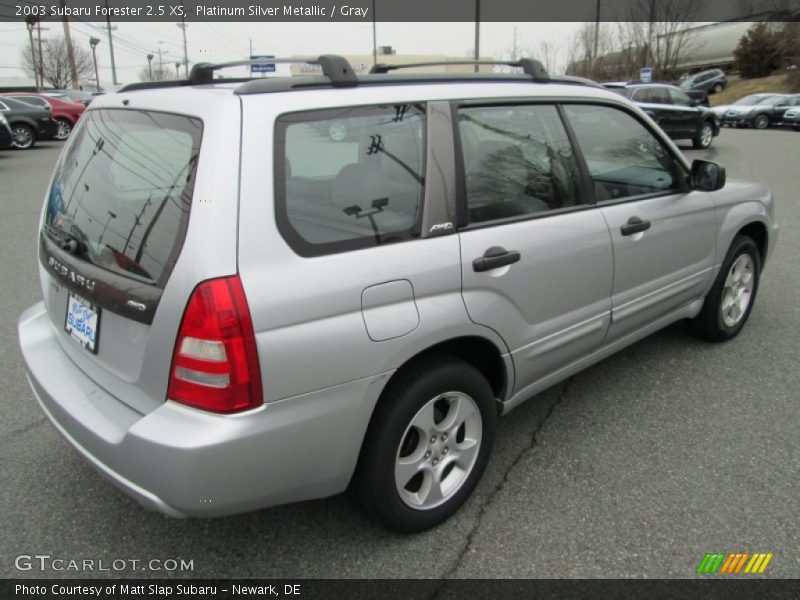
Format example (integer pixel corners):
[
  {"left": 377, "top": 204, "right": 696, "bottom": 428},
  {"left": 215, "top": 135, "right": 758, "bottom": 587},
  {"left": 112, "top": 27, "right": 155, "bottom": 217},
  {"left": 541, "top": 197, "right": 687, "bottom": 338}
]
[
  {"left": 620, "top": 216, "right": 651, "bottom": 236},
  {"left": 473, "top": 246, "right": 521, "bottom": 272}
]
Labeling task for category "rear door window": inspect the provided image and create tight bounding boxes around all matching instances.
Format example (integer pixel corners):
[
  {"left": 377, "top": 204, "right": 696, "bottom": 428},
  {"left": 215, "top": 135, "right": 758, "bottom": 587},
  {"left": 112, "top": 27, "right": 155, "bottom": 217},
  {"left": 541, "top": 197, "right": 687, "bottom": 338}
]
[
  {"left": 457, "top": 104, "right": 586, "bottom": 224},
  {"left": 275, "top": 104, "right": 425, "bottom": 256},
  {"left": 44, "top": 109, "right": 203, "bottom": 287}
]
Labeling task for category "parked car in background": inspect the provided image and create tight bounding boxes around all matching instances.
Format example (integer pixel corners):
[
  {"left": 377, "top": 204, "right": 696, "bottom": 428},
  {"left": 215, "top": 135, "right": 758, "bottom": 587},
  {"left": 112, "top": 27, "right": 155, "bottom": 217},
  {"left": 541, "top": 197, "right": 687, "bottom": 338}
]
[
  {"left": 680, "top": 69, "right": 728, "bottom": 94},
  {"left": 783, "top": 107, "right": 800, "bottom": 130},
  {"left": 718, "top": 94, "right": 793, "bottom": 129},
  {"left": 0, "top": 112, "right": 13, "bottom": 149},
  {"left": 43, "top": 89, "right": 95, "bottom": 106},
  {"left": 0, "top": 95, "right": 57, "bottom": 149},
  {"left": 771, "top": 95, "right": 800, "bottom": 125},
  {"left": 605, "top": 82, "right": 719, "bottom": 148},
  {"left": 4, "top": 92, "right": 85, "bottom": 140}
]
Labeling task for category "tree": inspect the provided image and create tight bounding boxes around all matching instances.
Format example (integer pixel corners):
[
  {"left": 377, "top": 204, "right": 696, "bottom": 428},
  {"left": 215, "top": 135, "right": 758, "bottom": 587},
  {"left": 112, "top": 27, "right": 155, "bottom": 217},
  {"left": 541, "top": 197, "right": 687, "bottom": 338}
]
[
  {"left": 536, "top": 40, "right": 561, "bottom": 75},
  {"left": 138, "top": 64, "right": 172, "bottom": 82},
  {"left": 734, "top": 23, "right": 783, "bottom": 78},
  {"left": 565, "top": 1, "right": 702, "bottom": 82},
  {"left": 20, "top": 36, "right": 93, "bottom": 89}
]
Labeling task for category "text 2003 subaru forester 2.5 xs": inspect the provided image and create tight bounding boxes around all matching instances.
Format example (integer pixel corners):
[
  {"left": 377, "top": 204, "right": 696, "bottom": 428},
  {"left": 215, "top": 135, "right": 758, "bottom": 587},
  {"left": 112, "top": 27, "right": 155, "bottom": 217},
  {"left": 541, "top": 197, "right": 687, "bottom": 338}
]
[{"left": 18, "top": 56, "right": 778, "bottom": 532}]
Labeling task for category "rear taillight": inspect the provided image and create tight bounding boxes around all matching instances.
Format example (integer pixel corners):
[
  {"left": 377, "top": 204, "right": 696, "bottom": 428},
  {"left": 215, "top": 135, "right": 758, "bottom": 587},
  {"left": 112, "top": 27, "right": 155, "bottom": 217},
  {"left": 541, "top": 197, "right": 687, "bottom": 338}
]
[{"left": 168, "top": 275, "right": 263, "bottom": 413}]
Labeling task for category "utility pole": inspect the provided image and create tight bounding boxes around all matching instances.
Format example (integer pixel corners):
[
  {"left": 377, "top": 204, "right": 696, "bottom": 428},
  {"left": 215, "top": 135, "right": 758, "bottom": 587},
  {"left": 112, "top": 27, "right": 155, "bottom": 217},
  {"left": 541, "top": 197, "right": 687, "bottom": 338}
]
[
  {"left": 510, "top": 26, "right": 519, "bottom": 61},
  {"left": 36, "top": 21, "right": 45, "bottom": 88},
  {"left": 59, "top": 0, "right": 79, "bottom": 89},
  {"left": 593, "top": 0, "right": 601, "bottom": 62},
  {"left": 89, "top": 37, "right": 101, "bottom": 91},
  {"left": 177, "top": 18, "right": 189, "bottom": 77},
  {"left": 146, "top": 53, "right": 154, "bottom": 80},
  {"left": 646, "top": 0, "right": 656, "bottom": 72},
  {"left": 105, "top": 0, "right": 118, "bottom": 85},
  {"left": 473, "top": 0, "right": 480, "bottom": 72},
  {"left": 25, "top": 16, "right": 39, "bottom": 88},
  {"left": 372, "top": 0, "right": 377, "bottom": 67},
  {"left": 158, "top": 47, "right": 163, "bottom": 73}
]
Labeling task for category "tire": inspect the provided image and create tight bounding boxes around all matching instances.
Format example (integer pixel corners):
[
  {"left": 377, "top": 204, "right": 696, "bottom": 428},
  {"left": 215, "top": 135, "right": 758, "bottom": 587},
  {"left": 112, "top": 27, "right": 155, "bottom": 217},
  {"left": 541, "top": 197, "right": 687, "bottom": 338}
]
[
  {"left": 54, "top": 118, "right": 72, "bottom": 141},
  {"left": 11, "top": 124, "right": 35, "bottom": 150},
  {"left": 752, "top": 114, "right": 770, "bottom": 129},
  {"left": 693, "top": 121, "right": 715, "bottom": 149},
  {"left": 712, "top": 83, "right": 723, "bottom": 94},
  {"left": 690, "top": 235, "right": 761, "bottom": 342},
  {"left": 352, "top": 356, "right": 497, "bottom": 532},
  {"left": 328, "top": 120, "right": 347, "bottom": 142}
]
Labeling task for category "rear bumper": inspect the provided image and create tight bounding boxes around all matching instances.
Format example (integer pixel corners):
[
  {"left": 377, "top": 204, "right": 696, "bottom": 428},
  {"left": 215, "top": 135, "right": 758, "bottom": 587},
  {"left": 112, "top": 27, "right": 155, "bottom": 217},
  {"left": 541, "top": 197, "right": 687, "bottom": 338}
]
[{"left": 18, "top": 302, "right": 389, "bottom": 517}]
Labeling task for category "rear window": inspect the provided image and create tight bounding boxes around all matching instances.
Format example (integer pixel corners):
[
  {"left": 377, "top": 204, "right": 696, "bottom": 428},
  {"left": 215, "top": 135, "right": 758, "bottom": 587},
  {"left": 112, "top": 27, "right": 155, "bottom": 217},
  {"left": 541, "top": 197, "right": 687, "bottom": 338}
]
[
  {"left": 43, "top": 109, "right": 202, "bottom": 287},
  {"left": 275, "top": 104, "right": 425, "bottom": 257}
]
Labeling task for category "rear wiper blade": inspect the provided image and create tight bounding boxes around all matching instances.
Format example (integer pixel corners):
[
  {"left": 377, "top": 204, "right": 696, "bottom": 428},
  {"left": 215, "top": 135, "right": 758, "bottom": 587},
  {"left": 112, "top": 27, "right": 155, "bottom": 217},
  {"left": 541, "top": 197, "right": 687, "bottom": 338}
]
[{"left": 44, "top": 224, "right": 87, "bottom": 256}]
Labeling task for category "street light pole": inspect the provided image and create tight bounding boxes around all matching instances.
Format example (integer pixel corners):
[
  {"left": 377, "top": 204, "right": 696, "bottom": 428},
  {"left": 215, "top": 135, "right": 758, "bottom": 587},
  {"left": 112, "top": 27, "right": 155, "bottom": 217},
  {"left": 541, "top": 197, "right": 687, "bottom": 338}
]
[{"left": 89, "top": 37, "right": 101, "bottom": 91}]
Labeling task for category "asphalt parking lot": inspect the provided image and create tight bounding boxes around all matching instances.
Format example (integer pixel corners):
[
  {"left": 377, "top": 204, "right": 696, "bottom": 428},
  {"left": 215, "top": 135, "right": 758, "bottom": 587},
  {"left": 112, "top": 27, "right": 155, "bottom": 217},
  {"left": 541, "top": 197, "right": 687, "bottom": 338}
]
[{"left": 1, "top": 128, "right": 798, "bottom": 580}]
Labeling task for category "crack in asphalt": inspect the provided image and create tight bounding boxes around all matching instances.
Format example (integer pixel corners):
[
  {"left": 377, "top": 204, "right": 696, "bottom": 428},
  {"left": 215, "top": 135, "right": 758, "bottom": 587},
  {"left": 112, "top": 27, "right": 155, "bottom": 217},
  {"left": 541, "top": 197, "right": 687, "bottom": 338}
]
[
  {"left": 0, "top": 417, "right": 47, "bottom": 447},
  {"left": 429, "top": 378, "right": 573, "bottom": 596}
]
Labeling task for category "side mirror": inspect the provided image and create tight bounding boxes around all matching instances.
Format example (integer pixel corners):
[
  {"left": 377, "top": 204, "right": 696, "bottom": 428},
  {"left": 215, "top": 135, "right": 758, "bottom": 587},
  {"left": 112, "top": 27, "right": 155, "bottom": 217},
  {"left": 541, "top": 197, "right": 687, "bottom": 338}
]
[{"left": 691, "top": 159, "right": 726, "bottom": 191}]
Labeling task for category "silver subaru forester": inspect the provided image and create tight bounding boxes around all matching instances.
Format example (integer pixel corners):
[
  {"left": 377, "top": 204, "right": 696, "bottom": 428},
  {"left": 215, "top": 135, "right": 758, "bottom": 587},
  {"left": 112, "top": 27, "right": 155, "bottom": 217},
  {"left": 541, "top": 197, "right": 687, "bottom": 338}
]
[{"left": 18, "top": 56, "right": 778, "bottom": 532}]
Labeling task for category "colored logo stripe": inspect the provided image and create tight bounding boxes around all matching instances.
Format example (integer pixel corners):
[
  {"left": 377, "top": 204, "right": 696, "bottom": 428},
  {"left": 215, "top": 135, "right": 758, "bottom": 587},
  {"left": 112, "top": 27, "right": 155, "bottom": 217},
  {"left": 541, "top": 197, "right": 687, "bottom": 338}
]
[
  {"left": 697, "top": 553, "right": 726, "bottom": 574},
  {"left": 744, "top": 553, "right": 773, "bottom": 574},
  {"left": 697, "top": 552, "right": 773, "bottom": 574}
]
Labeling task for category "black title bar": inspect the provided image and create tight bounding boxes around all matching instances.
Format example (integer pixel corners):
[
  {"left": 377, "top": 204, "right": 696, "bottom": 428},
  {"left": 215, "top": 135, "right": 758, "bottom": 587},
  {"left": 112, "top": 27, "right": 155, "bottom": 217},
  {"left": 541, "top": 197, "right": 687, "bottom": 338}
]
[
  {"left": 4, "top": 579, "right": 800, "bottom": 600},
  {"left": 1, "top": 0, "right": 799, "bottom": 23}
]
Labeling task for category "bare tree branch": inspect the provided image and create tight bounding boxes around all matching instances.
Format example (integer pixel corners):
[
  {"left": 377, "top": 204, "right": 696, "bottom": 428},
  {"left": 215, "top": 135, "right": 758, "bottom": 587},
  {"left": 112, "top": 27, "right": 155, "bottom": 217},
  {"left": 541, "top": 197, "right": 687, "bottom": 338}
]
[{"left": 20, "top": 36, "right": 93, "bottom": 89}]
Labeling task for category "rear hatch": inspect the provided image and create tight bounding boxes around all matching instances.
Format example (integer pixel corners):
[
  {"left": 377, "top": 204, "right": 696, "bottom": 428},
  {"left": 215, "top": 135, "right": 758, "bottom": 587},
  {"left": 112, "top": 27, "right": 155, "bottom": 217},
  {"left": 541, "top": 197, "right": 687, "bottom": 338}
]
[{"left": 39, "top": 108, "right": 203, "bottom": 413}]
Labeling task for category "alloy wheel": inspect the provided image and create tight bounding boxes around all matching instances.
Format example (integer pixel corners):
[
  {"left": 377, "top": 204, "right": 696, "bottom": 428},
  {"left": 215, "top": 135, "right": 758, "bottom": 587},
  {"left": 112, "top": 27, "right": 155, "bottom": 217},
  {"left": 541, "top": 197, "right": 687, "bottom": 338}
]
[
  {"left": 700, "top": 123, "right": 714, "bottom": 148},
  {"left": 12, "top": 125, "right": 34, "bottom": 149},
  {"left": 55, "top": 119, "right": 72, "bottom": 140},
  {"left": 721, "top": 254, "right": 755, "bottom": 327},
  {"left": 394, "top": 391, "right": 482, "bottom": 510}
]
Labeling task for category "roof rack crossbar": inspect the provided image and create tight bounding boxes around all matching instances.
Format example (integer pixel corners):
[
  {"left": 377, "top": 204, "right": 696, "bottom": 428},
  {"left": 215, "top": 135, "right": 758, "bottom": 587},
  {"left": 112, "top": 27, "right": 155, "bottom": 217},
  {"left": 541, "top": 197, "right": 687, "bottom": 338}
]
[
  {"left": 369, "top": 58, "right": 550, "bottom": 82},
  {"left": 189, "top": 54, "right": 357, "bottom": 87}
]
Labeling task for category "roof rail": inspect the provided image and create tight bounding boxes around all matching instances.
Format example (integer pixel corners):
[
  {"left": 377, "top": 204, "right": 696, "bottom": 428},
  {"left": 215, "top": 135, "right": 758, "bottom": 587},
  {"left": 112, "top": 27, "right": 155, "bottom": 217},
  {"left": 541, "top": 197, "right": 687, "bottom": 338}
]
[
  {"left": 370, "top": 58, "right": 550, "bottom": 82},
  {"left": 189, "top": 54, "right": 357, "bottom": 86},
  {"left": 119, "top": 55, "right": 357, "bottom": 92}
]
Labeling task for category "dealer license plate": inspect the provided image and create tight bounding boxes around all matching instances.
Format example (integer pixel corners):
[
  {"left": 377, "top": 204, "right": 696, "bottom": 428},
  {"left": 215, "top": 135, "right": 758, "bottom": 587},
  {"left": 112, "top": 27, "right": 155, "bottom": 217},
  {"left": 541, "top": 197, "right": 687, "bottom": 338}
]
[{"left": 65, "top": 291, "right": 100, "bottom": 353}]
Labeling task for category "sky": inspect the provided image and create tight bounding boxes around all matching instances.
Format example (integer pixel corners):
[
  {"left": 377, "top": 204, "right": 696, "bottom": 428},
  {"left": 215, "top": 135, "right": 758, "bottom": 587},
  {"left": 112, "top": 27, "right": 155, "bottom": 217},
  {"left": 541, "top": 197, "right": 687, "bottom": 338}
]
[{"left": 0, "top": 21, "right": 583, "bottom": 86}]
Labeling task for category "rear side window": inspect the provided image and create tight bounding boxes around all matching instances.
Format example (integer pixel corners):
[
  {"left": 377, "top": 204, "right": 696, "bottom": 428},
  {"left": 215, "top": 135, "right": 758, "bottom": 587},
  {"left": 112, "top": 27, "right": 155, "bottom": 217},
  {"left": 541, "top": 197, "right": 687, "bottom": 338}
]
[
  {"left": 44, "top": 109, "right": 202, "bottom": 287},
  {"left": 275, "top": 104, "right": 425, "bottom": 257}
]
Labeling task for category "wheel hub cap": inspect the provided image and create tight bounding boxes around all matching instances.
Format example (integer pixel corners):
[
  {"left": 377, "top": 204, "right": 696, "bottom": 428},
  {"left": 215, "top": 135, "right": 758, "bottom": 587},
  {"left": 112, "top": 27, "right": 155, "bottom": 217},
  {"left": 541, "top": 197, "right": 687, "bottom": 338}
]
[
  {"left": 721, "top": 254, "right": 755, "bottom": 327},
  {"left": 394, "top": 391, "right": 482, "bottom": 510}
]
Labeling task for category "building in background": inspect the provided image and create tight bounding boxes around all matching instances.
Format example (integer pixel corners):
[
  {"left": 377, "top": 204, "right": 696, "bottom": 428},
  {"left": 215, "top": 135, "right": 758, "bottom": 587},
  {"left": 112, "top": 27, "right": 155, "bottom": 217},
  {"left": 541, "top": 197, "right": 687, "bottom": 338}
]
[{"left": 289, "top": 47, "right": 495, "bottom": 75}]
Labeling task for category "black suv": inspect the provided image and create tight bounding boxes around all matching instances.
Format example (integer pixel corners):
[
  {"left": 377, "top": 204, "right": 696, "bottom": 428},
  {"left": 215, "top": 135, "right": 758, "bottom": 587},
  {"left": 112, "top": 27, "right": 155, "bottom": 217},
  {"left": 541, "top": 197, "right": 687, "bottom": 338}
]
[{"left": 606, "top": 83, "right": 719, "bottom": 148}]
